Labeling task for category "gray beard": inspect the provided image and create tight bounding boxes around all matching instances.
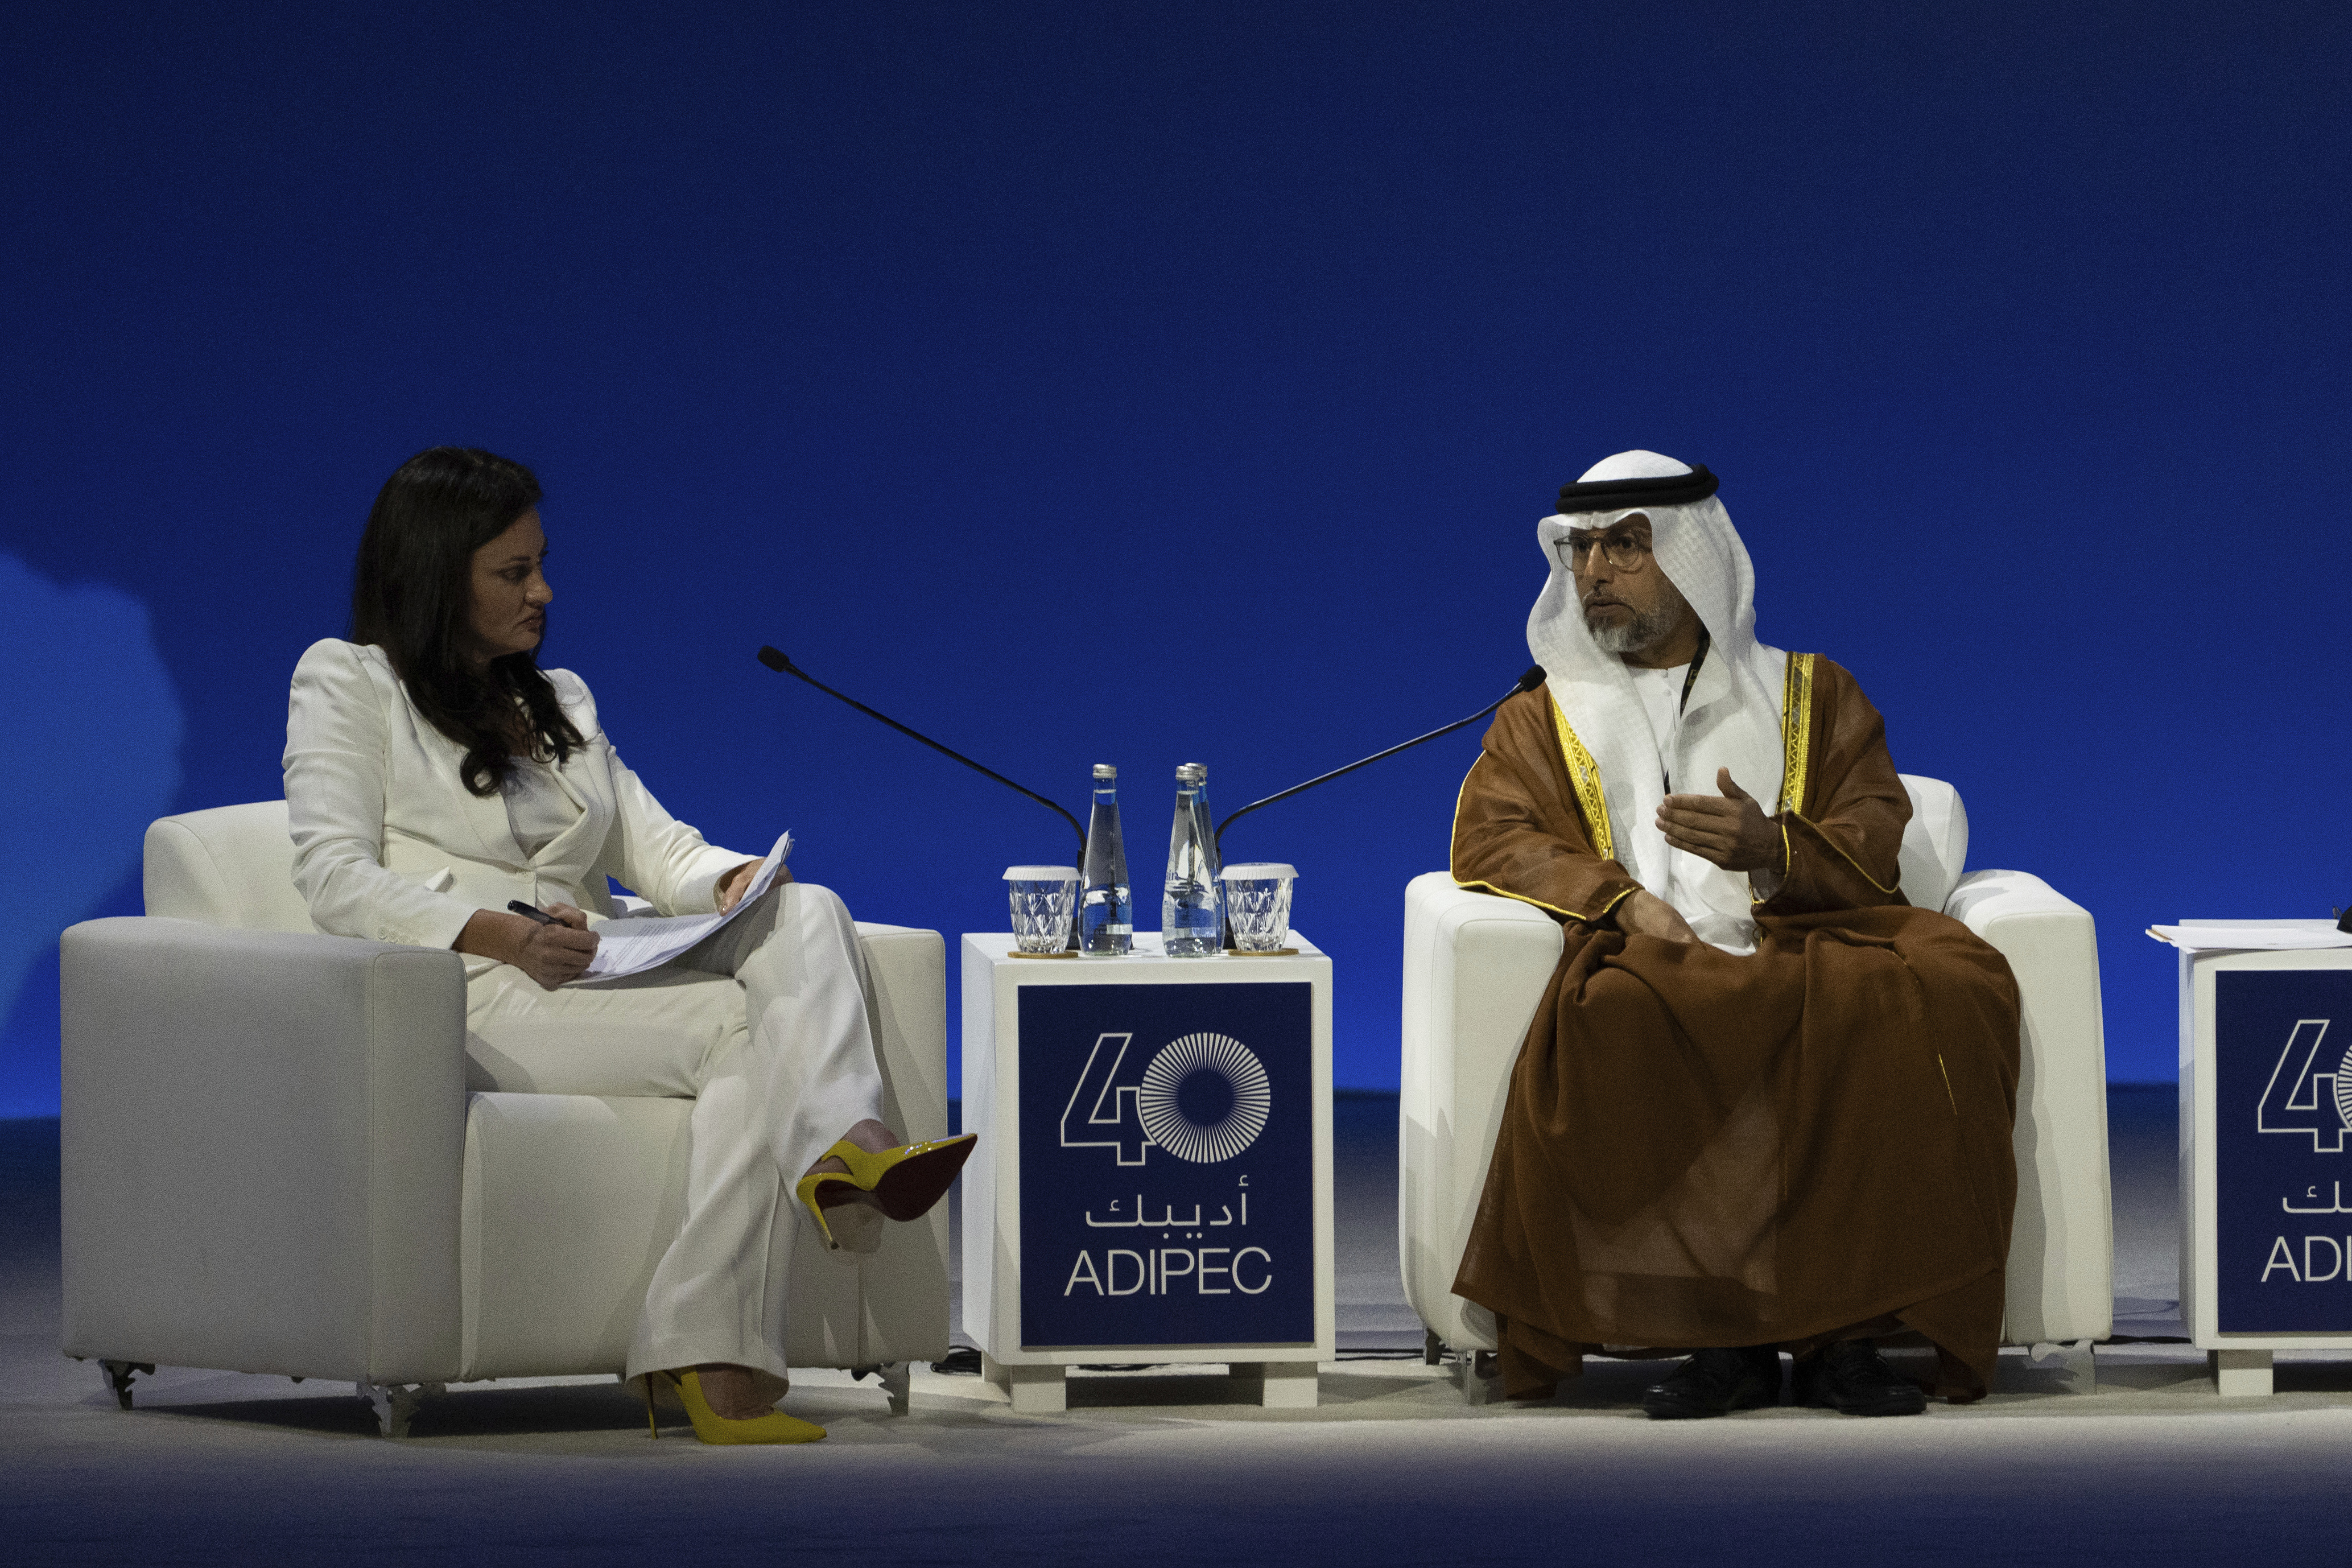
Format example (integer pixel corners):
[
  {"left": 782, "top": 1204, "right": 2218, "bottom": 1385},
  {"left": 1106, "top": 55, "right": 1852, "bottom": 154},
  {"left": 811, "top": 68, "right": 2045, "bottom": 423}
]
[{"left": 1586, "top": 598, "right": 1685, "bottom": 655}]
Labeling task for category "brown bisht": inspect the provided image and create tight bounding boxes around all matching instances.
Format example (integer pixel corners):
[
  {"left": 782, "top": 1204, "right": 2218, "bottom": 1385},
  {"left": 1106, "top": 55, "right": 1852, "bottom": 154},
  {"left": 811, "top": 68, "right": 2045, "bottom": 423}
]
[{"left": 1449, "top": 655, "right": 2020, "bottom": 1400}]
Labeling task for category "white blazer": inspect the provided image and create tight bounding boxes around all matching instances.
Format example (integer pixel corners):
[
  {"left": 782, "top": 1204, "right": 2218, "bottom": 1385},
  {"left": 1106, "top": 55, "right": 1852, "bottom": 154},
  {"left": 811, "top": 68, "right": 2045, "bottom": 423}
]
[{"left": 283, "top": 638, "right": 749, "bottom": 971}]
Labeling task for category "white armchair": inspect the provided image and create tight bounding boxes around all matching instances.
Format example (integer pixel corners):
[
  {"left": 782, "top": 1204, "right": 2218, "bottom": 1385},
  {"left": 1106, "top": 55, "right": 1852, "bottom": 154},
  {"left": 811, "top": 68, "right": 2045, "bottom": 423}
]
[
  {"left": 59, "top": 801, "right": 951, "bottom": 1435},
  {"left": 1400, "top": 775, "right": 2112, "bottom": 1395}
]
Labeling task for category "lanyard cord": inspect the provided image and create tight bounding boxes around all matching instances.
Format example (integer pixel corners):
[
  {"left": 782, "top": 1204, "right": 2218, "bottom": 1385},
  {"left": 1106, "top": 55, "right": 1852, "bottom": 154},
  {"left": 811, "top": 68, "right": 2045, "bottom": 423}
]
[
  {"left": 1677, "top": 626, "right": 1712, "bottom": 715},
  {"left": 1661, "top": 627, "right": 1713, "bottom": 793}
]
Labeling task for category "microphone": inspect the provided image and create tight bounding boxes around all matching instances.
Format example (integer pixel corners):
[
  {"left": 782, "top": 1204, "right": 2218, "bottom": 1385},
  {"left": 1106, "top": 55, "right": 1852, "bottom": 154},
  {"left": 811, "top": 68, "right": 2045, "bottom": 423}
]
[
  {"left": 1215, "top": 666, "right": 1546, "bottom": 848},
  {"left": 757, "top": 646, "right": 1087, "bottom": 857}
]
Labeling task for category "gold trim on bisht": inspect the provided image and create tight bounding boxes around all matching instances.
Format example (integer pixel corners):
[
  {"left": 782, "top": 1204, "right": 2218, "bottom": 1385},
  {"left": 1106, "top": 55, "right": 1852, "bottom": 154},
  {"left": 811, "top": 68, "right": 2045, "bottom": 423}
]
[
  {"left": 1776, "top": 652, "right": 1816, "bottom": 815},
  {"left": 1451, "top": 876, "right": 1632, "bottom": 925},
  {"left": 1548, "top": 693, "right": 1615, "bottom": 862},
  {"left": 1792, "top": 808, "right": 1903, "bottom": 895},
  {"left": 1450, "top": 754, "right": 1633, "bottom": 922}
]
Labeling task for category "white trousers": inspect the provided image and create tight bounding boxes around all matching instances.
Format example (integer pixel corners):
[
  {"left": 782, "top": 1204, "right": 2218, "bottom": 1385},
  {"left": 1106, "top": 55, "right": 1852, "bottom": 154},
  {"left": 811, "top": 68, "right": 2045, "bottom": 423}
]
[{"left": 461, "top": 880, "right": 885, "bottom": 1393}]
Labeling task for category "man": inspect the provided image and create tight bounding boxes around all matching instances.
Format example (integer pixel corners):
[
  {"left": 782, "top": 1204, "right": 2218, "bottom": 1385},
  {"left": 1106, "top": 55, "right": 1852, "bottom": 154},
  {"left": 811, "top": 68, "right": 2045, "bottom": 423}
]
[{"left": 1448, "top": 449, "right": 2020, "bottom": 1417}]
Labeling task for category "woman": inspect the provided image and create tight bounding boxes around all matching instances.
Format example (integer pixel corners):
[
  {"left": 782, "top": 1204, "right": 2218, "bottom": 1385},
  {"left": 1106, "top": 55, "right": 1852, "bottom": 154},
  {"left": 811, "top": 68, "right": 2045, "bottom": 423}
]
[{"left": 283, "top": 445, "right": 970, "bottom": 1444}]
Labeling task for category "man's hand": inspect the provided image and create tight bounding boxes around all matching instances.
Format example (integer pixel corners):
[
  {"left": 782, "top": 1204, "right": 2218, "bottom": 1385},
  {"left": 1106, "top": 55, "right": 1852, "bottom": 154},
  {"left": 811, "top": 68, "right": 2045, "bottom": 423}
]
[
  {"left": 1612, "top": 888, "right": 1701, "bottom": 945},
  {"left": 716, "top": 857, "right": 789, "bottom": 914},
  {"left": 1657, "top": 768, "right": 1784, "bottom": 873}
]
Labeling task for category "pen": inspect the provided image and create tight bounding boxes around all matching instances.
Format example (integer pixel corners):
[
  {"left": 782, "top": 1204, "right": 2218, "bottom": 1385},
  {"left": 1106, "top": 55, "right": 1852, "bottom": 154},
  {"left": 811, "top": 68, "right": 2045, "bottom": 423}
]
[{"left": 507, "top": 900, "right": 559, "bottom": 925}]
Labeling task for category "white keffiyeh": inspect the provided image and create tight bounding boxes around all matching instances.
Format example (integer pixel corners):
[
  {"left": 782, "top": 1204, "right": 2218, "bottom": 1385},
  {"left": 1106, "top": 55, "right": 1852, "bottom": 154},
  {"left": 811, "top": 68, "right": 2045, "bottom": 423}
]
[{"left": 1525, "top": 450, "right": 1790, "bottom": 954}]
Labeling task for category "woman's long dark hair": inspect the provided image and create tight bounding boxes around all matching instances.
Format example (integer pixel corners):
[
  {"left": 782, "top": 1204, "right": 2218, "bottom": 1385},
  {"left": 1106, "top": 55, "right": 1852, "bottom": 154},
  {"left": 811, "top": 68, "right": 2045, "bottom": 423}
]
[{"left": 350, "top": 447, "right": 584, "bottom": 797}]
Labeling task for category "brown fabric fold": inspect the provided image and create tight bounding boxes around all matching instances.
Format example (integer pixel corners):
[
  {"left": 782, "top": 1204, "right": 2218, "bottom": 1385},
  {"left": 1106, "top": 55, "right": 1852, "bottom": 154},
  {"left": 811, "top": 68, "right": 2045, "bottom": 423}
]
[{"left": 1448, "top": 658, "right": 2020, "bottom": 1399}]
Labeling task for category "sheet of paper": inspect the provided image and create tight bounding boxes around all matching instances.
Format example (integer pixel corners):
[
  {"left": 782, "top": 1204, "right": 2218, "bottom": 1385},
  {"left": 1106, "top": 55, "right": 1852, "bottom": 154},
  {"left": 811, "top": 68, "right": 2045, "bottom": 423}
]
[
  {"left": 573, "top": 832, "right": 792, "bottom": 981},
  {"left": 2145, "top": 923, "right": 2352, "bottom": 953}
]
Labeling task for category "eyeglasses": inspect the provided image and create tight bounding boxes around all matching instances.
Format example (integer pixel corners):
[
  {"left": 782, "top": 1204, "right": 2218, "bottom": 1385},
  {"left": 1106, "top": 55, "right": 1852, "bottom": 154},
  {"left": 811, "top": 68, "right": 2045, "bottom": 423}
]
[{"left": 1554, "top": 531, "right": 1652, "bottom": 573}]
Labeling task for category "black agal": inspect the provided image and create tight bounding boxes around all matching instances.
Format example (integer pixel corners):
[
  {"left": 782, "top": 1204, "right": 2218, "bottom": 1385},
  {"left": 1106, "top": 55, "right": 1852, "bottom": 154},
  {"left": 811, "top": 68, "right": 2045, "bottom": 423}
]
[{"left": 1555, "top": 464, "right": 1719, "bottom": 515}]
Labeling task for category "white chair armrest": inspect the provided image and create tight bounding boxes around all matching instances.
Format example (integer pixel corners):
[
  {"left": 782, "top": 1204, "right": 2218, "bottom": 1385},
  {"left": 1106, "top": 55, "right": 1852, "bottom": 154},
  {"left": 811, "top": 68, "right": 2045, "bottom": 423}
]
[
  {"left": 853, "top": 923, "right": 950, "bottom": 1144},
  {"left": 849, "top": 922, "right": 952, "bottom": 1363},
  {"left": 1942, "top": 869, "right": 2115, "bottom": 1344},
  {"left": 1400, "top": 874, "right": 1562, "bottom": 1351},
  {"left": 60, "top": 917, "right": 468, "bottom": 1382},
  {"left": 1945, "top": 865, "right": 2087, "bottom": 928}
]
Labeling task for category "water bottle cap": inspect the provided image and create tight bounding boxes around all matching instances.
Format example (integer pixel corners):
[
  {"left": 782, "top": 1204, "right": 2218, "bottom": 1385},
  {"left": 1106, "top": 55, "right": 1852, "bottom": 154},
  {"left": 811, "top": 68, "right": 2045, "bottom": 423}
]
[
  {"left": 1004, "top": 865, "right": 1080, "bottom": 882},
  {"left": 1176, "top": 762, "right": 1206, "bottom": 783},
  {"left": 1093, "top": 764, "right": 1117, "bottom": 781},
  {"left": 1219, "top": 863, "right": 1297, "bottom": 882}
]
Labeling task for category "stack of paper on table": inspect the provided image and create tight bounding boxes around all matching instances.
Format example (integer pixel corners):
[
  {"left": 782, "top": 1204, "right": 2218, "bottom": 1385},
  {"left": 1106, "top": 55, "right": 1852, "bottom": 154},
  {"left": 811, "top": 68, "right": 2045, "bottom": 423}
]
[{"left": 2145, "top": 920, "right": 2352, "bottom": 953}]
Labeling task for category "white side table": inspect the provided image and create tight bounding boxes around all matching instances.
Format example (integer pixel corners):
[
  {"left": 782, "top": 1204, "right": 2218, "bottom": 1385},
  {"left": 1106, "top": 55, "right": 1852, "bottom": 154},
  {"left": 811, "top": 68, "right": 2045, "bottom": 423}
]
[
  {"left": 960, "top": 932, "right": 1335, "bottom": 1412},
  {"left": 2178, "top": 921, "right": 2352, "bottom": 1394}
]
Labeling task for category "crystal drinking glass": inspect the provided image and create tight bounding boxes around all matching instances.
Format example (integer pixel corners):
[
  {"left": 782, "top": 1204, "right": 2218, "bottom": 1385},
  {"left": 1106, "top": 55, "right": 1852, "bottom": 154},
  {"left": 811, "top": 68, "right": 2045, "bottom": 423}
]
[
  {"left": 1005, "top": 866, "right": 1080, "bottom": 953},
  {"left": 1218, "top": 863, "right": 1297, "bottom": 952}
]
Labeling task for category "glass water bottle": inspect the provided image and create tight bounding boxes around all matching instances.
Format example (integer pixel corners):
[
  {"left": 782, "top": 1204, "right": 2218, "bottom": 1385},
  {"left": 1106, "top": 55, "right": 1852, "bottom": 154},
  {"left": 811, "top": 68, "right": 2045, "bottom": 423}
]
[
  {"left": 1162, "top": 762, "right": 1222, "bottom": 956},
  {"left": 1080, "top": 764, "right": 1133, "bottom": 955}
]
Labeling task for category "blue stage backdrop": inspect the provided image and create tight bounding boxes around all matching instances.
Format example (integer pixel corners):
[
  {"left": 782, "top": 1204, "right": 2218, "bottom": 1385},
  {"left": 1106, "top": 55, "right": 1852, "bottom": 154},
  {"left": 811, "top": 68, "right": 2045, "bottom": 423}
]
[{"left": 3, "top": 2, "right": 2347, "bottom": 1113}]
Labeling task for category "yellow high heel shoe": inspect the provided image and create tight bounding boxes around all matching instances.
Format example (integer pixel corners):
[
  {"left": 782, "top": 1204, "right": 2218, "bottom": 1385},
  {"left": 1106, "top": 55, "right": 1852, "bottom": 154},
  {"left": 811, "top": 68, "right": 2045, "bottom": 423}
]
[
  {"left": 644, "top": 1369, "right": 826, "bottom": 1445},
  {"left": 794, "top": 1133, "right": 976, "bottom": 1251}
]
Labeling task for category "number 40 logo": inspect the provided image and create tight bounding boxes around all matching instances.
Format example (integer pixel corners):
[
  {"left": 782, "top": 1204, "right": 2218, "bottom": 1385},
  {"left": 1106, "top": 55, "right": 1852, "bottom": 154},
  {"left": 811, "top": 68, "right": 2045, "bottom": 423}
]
[
  {"left": 2258, "top": 1018, "right": 2352, "bottom": 1153},
  {"left": 1060, "top": 1031, "right": 1272, "bottom": 1167}
]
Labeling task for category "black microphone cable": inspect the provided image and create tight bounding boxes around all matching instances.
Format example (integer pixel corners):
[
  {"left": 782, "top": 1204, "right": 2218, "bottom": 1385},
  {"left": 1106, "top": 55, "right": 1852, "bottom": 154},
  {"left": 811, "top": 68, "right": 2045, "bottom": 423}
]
[{"left": 1214, "top": 666, "right": 1546, "bottom": 849}]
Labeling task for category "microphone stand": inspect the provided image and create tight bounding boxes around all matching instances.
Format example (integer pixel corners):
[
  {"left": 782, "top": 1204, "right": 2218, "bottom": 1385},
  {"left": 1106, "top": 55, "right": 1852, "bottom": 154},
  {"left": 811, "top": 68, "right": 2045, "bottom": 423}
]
[
  {"left": 756, "top": 647, "right": 1087, "bottom": 858},
  {"left": 760, "top": 646, "right": 1542, "bottom": 952},
  {"left": 1214, "top": 666, "right": 1547, "bottom": 851}
]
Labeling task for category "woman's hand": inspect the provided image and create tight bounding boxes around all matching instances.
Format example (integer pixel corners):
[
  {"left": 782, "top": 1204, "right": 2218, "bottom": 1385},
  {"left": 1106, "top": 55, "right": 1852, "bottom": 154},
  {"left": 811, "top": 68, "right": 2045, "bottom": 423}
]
[
  {"left": 516, "top": 903, "right": 598, "bottom": 988},
  {"left": 1611, "top": 888, "right": 1701, "bottom": 945},
  {"left": 716, "top": 857, "right": 787, "bottom": 914},
  {"left": 456, "top": 904, "right": 599, "bottom": 990}
]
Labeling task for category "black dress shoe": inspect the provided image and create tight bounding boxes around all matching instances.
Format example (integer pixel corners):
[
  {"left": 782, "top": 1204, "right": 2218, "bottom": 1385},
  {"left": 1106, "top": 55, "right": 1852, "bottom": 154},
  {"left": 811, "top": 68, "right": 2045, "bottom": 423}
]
[
  {"left": 1792, "top": 1339, "right": 1927, "bottom": 1417},
  {"left": 1640, "top": 1346, "right": 1784, "bottom": 1420}
]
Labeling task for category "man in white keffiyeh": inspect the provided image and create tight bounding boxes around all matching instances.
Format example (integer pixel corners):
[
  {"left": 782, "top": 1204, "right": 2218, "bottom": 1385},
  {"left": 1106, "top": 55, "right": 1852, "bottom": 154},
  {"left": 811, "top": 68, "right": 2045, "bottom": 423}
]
[
  {"left": 1449, "top": 451, "right": 2022, "bottom": 1422},
  {"left": 1526, "top": 449, "right": 1795, "bottom": 954}
]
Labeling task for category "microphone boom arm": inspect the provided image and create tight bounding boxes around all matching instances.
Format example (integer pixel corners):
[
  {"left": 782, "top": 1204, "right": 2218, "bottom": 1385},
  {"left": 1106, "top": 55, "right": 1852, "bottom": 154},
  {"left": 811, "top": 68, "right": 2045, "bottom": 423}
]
[
  {"left": 758, "top": 646, "right": 1087, "bottom": 857},
  {"left": 1215, "top": 666, "right": 1545, "bottom": 849}
]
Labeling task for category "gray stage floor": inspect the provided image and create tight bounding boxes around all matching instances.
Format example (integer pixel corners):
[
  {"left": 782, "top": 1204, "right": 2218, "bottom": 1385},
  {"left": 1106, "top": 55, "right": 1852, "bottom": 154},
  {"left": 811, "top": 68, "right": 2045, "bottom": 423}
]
[{"left": 8, "top": 1087, "right": 2347, "bottom": 1566}]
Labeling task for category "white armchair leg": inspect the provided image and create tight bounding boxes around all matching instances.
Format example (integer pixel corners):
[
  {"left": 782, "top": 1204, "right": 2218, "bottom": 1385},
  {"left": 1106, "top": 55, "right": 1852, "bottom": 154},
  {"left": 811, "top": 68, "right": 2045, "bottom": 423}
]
[
  {"left": 100, "top": 1359, "right": 152, "bottom": 1410},
  {"left": 1453, "top": 1349, "right": 1501, "bottom": 1405},
  {"left": 357, "top": 1381, "right": 444, "bottom": 1438},
  {"left": 2027, "top": 1338, "right": 2097, "bottom": 1394},
  {"left": 850, "top": 1361, "right": 913, "bottom": 1416}
]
